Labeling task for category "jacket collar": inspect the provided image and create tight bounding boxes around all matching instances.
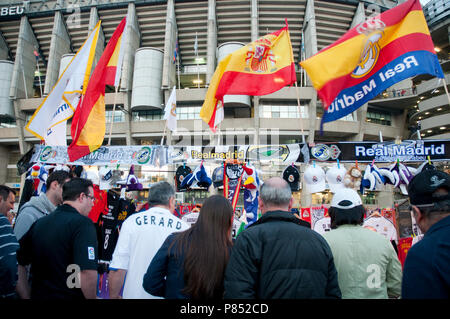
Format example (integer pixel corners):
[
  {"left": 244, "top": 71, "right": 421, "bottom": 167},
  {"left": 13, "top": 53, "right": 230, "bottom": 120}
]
[
  {"left": 248, "top": 210, "right": 301, "bottom": 228},
  {"left": 426, "top": 215, "right": 450, "bottom": 236}
]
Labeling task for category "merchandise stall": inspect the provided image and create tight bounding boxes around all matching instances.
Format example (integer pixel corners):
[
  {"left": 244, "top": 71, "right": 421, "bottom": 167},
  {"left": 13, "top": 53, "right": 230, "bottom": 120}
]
[{"left": 18, "top": 139, "right": 450, "bottom": 297}]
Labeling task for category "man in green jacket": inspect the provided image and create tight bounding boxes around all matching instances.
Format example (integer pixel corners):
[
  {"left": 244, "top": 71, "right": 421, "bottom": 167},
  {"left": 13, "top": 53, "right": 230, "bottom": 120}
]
[{"left": 322, "top": 188, "right": 402, "bottom": 299}]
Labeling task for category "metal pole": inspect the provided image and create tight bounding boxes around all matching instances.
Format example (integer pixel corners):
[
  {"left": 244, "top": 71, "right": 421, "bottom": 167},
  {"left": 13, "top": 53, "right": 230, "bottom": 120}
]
[{"left": 107, "top": 84, "right": 120, "bottom": 146}]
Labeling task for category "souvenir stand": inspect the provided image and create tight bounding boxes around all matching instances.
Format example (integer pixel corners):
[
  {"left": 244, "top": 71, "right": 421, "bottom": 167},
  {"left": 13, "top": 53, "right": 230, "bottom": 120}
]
[{"left": 19, "top": 139, "right": 450, "bottom": 297}]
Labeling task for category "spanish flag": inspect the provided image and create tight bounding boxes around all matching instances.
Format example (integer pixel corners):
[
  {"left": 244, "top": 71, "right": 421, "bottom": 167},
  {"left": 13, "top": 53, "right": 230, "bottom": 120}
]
[
  {"left": 68, "top": 17, "right": 127, "bottom": 162},
  {"left": 201, "top": 21, "right": 296, "bottom": 131},
  {"left": 300, "top": 0, "right": 444, "bottom": 128}
]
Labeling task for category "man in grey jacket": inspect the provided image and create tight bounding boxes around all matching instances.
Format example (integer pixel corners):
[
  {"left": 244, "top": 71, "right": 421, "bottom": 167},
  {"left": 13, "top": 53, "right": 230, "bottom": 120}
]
[{"left": 14, "top": 170, "right": 71, "bottom": 240}]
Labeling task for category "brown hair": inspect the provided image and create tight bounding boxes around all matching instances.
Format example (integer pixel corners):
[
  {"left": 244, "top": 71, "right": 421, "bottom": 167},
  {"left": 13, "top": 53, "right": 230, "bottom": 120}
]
[{"left": 171, "top": 195, "right": 233, "bottom": 299}]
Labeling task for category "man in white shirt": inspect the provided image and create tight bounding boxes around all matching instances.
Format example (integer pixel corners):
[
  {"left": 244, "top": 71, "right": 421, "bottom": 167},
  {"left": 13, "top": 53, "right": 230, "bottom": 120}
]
[{"left": 108, "top": 181, "right": 189, "bottom": 299}]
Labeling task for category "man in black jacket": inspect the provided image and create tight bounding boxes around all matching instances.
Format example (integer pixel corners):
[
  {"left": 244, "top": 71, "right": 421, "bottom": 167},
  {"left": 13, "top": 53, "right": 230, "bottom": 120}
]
[{"left": 224, "top": 177, "right": 341, "bottom": 299}]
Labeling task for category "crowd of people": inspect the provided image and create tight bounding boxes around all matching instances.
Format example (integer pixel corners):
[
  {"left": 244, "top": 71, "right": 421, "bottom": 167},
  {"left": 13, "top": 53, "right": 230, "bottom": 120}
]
[{"left": 0, "top": 167, "right": 449, "bottom": 300}]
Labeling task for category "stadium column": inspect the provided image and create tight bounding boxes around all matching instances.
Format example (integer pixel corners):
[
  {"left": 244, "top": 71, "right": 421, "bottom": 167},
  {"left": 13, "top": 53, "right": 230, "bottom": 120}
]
[
  {"left": 0, "top": 33, "right": 10, "bottom": 60},
  {"left": 89, "top": 7, "right": 105, "bottom": 71},
  {"left": 303, "top": 0, "right": 318, "bottom": 143},
  {"left": 206, "top": 0, "right": 217, "bottom": 86},
  {"left": 348, "top": 2, "right": 366, "bottom": 132},
  {"left": 251, "top": 0, "right": 259, "bottom": 145},
  {"left": 123, "top": 3, "right": 140, "bottom": 146},
  {"left": 9, "top": 16, "right": 38, "bottom": 155},
  {"left": 44, "top": 11, "right": 71, "bottom": 96},
  {"left": 350, "top": 103, "right": 368, "bottom": 141},
  {"left": 0, "top": 145, "right": 8, "bottom": 184},
  {"left": 162, "top": 0, "right": 177, "bottom": 90}
]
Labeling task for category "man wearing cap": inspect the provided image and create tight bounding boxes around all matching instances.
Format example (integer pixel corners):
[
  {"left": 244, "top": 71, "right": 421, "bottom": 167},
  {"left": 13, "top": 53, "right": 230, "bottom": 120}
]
[
  {"left": 402, "top": 170, "right": 450, "bottom": 299},
  {"left": 322, "top": 188, "right": 402, "bottom": 299},
  {"left": 224, "top": 177, "right": 341, "bottom": 299}
]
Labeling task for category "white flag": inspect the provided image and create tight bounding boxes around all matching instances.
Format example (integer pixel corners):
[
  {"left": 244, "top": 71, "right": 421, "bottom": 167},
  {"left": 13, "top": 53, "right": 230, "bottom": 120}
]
[
  {"left": 213, "top": 100, "right": 224, "bottom": 129},
  {"left": 164, "top": 86, "right": 177, "bottom": 132},
  {"left": 25, "top": 21, "right": 101, "bottom": 146}
]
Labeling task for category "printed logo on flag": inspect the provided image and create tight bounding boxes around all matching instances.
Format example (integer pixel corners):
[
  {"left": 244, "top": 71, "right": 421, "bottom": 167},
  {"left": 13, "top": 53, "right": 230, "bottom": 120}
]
[
  {"left": 352, "top": 31, "right": 382, "bottom": 78},
  {"left": 245, "top": 38, "right": 277, "bottom": 73}
]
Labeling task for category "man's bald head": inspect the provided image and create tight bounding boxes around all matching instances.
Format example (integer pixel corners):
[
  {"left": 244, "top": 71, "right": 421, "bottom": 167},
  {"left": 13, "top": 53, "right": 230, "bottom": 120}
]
[{"left": 259, "top": 177, "right": 293, "bottom": 213}]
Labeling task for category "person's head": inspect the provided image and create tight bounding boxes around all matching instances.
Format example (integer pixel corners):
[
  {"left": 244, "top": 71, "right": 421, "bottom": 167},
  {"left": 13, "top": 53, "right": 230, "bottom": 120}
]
[
  {"left": 408, "top": 170, "right": 450, "bottom": 234},
  {"left": 173, "top": 195, "right": 234, "bottom": 299},
  {"left": 329, "top": 188, "right": 365, "bottom": 229},
  {"left": 148, "top": 181, "right": 175, "bottom": 212},
  {"left": 45, "top": 170, "right": 71, "bottom": 206},
  {"left": 62, "top": 178, "right": 94, "bottom": 217},
  {"left": 0, "top": 185, "right": 15, "bottom": 217},
  {"left": 258, "top": 177, "right": 293, "bottom": 214},
  {"left": 195, "top": 195, "right": 234, "bottom": 240}
]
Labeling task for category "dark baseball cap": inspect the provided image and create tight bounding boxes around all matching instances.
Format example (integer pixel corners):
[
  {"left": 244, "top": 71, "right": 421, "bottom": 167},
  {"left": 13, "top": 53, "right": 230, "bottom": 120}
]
[
  {"left": 408, "top": 170, "right": 450, "bottom": 206},
  {"left": 283, "top": 165, "right": 300, "bottom": 191},
  {"left": 175, "top": 165, "right": 192, "bottom": 191},
  {"left": 212, "top": 165, "right": 224, "bottom": 188}
]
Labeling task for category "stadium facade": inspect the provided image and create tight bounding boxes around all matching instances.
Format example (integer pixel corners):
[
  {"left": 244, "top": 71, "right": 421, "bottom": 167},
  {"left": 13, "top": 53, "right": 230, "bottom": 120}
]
[{"left": 0, "top": 0, "right": 448, "bottom": 207}]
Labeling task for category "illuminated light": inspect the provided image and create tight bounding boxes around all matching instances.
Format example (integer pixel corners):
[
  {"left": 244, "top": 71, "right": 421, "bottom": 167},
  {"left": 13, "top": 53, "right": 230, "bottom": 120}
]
[
  {"left": 193, "top": 79, "right": 203, "bottom": 84},
  {"left": 435, "top": 47, "right": 441, "bottom": 52},
  {"left": 421, "top": 133, "right": 425, "bottom": 136},
  {"left": 437, "top": 108, "right": 442, "bottom": 111},
  {"left": 420, "top": 96, "right": 424, "bottom": 100},
  {"left": 427, "top": 130, "right": 432, "bottom": 133},
  {"left": 425, "top": 112, "right": 430, "bottom": 115},
  {"left": 380, "top": 117, "right": 385, "bottom": 120},
  {"left": 418, "top": 117, "right": 422, "bottom": 119},
  {"left": 440, "top": 127, "right": 446, "bottom": 130}
]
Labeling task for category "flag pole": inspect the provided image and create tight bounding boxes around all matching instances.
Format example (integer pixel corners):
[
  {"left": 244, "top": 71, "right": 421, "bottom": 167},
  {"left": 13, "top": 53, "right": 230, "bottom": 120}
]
[
  {"left": 294, "top": 81, "right": 306, "bottom": 143},
  {"left": 195, "top": 32, "right": 200, "bottom": 88},
  {"left": 36, "top": 59, "right": 43, "bottom": 97},
  {"left": 160, "top": 122, "right": 167, "bottom": 146},
  {"left": 107, "top": 83, "right": 120, "bottom": 146},
  {"left": 442, "top": 77, "right": 450, "bottom": 106},
  {"left": 177, "top": 48, "right": 181, "bottom": 90}
]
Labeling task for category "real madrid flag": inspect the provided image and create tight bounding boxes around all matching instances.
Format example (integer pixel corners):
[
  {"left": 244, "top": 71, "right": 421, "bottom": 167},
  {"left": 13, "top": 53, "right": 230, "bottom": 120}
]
[
  {"left": 300, "top": 0, "right": 444, "bottom": 129},
  {"left": 200, "top": 20, "right": 296, "bottom": 132}
]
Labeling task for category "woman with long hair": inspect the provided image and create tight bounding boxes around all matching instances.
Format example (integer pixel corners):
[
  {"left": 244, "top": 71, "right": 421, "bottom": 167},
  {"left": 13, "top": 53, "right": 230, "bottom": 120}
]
[{"left": 143, "top": 194, "right": 234, "bottom": 299}]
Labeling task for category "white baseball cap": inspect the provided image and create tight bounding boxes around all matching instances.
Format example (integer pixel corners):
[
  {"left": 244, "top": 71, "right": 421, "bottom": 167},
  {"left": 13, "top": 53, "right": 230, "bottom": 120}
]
[
  {"left": 304, "top": 165, "right": 326, "bottom": 193},
  {"left": 326, "top": 164, "right": 347, "bottom": 193},
  {"left": 330, "top": 188, "right": 362, "bottom": 209}
]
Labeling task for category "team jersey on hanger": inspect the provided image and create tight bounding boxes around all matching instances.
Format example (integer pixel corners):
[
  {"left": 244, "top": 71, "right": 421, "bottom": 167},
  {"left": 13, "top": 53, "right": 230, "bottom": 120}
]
[{"left": 363, "top": 216, "right": 398, "bottom": 242}]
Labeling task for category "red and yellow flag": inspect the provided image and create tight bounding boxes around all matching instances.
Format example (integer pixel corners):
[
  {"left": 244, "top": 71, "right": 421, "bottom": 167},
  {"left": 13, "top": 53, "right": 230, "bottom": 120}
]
[
  {"left": 200, "top": 21, "right": 296, "bottom": 131},
  {"left": 300, "top": 0, "right": 443, "bottom": 127},
  {"left": 68, "top": 17, "right": 127, "bottom": 162}
]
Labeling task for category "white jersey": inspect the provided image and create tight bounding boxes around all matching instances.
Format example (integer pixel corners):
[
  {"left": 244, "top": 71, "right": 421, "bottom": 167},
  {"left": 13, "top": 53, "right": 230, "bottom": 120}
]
[
  {"left": 110, "top": 207, "right": 189, "bottom": 299},
  {"left": 181, "top": 212, "right": 199, "bottom": 228},
  {"left": 363, "top": 216, "right": 397, "bottom": 242}
]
